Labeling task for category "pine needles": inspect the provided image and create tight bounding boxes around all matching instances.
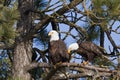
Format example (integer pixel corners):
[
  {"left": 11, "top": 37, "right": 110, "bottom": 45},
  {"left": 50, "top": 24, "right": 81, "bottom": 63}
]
[{"left": 0, "top": 1, "right": 19, "bottom": 45}]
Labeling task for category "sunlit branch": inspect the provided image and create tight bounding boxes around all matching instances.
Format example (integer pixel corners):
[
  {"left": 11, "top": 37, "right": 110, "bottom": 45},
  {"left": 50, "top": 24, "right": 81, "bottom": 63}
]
[
  {"left": 25, "top": 62, "right": 119, "bottom": 79},
  {"left": 26, "top": 62, "right": 115, "bottom": 72}
]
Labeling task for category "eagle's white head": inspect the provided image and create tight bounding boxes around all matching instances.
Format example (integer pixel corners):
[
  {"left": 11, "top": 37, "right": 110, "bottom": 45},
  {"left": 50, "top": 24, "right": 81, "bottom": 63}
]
[
  {"left": 48, "top": 30, "right": 59, "bottom": 42},
  {"left": 68, "top": 43, "right": 79, "bottom": 54}
]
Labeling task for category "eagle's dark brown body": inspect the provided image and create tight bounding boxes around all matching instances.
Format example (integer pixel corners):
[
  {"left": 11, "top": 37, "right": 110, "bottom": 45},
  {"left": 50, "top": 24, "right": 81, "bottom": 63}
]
[
  {"left": 76, "top": 41, "right": 106, "bottom": 62},
  {"left": 49, "top": 40, "right": 69, "bottom": 65}
]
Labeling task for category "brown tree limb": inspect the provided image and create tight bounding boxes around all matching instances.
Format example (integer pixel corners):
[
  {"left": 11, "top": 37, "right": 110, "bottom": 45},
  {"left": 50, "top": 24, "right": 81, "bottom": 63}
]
[
  {"left": 53, "top": 72, "right": 112, "bottom": 80},
  {"left": 25, "top": 62, "right": 50, "bottom": 71},
  {"left": 25, "top": 62, "right": 119, "bottom": 79},
  {"left": 25, "top": 62, "right": 115, "bottom": 72}
]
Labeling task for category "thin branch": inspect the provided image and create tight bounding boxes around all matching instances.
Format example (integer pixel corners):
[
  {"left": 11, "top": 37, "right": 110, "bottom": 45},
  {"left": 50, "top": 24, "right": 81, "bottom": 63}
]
[
  {"left": 105, "top": 31, "right": 120, "bottom": 50},
  {"left": 44, "top": 0, "right": 61, "bottom": 12},
  {"left": 33, "top": 48, "right": 48, "bottom": 61},
  {"left": 43, "top": 0, "right": 52, "bottom": 12},
  {"left": 21, "top": 0, "right": 84, "bottom": 42},
  {"left": 58, "top": 18, "right": 88, "bottom": 38}
]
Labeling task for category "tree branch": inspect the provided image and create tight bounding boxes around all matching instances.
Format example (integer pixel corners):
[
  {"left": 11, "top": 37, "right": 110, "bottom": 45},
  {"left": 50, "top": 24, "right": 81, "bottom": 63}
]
[
  {"left": 23, "top": 0, "right": 83, "bottom": 41},
  {"left": 33, "top": 47, "right": 48, "bottom": 62},
  {"left": 105, "top": 31, "right": 120, "bottom": 52},
  {"left": 25, "top": 62, "right": 115, "bottom": 72},
  {"left": 25, "top": 62, "right": 119, "bottom": 79},
  {"left": 53, "top": 72, "right": 112, "bottom": 79},
  {"left": 0, "top": 42, "right": 13, "bottom": 49}
]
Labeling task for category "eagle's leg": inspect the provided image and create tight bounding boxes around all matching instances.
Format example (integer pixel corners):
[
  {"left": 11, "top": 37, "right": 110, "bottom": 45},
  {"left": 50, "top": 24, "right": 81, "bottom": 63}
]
[{"left": 82, "top": 61, "right": 89, "bottom": 65}]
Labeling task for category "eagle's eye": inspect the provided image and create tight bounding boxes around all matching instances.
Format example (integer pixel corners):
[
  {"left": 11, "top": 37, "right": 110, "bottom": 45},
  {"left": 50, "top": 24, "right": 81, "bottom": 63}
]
[{"left": 51, "top": 32, "right": 54, "bottom": 34}]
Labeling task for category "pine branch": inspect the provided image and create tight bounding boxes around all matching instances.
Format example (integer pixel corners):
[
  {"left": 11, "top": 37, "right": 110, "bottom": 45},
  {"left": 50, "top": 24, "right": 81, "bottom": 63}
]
[{"left": 0, "top": 42, "right": 13, "bottom": 49}]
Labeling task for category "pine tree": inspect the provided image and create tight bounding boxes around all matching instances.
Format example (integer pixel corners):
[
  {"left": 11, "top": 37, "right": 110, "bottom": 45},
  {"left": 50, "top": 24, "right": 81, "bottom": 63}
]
[{"left": 0, "top": 0, "right": 120, "bottom": 80}]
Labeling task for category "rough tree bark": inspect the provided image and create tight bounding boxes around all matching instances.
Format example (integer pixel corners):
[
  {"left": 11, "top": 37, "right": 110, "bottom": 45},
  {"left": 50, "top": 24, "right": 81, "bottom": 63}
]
[
  {"left": 13, "top": 41, "right": 32, "bottom": 80},
  {"left": 12, "top": 0, "right": 33, "bottom": 80}
]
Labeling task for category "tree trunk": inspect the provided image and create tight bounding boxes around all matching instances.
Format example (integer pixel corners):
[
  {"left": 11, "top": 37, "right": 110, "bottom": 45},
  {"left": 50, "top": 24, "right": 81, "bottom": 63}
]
[
  {"left": 12, "top": 0, "right": 33, "bottom": 79},
  {"left": 12, "top": 41, "right": 32, "bottom": 80}
]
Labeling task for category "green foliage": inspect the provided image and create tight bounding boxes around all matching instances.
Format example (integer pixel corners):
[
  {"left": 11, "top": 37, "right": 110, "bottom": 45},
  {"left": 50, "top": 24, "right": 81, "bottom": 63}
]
[
  {"left": 93, "top": 57, "right": 115, "bottom": 68},
  {"left": 86, "top": 0, "right": 120, "bottom": 41},
  {"left": 0, "top": 1, "right": 19, "bottom": 44},
  {"left": 92, "top": 0, "right": 120, "bottom": 19},
  {"left": 84, "top": 24, "right": 100, "bottom": 42}
]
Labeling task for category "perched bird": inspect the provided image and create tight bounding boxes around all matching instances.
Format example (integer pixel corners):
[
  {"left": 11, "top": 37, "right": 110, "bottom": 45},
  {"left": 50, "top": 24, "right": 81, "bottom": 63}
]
[
  {"left": 48, "top": 30, "right": 69, "bottom": 65},
  {"left": 68, "top": 41, "right": 109, "bottom": 64}
]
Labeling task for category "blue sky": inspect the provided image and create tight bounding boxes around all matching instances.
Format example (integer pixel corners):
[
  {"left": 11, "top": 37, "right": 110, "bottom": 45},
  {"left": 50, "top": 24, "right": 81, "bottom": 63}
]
[{"left": 33, "top": 0, "right": 120, "bottom": 65}]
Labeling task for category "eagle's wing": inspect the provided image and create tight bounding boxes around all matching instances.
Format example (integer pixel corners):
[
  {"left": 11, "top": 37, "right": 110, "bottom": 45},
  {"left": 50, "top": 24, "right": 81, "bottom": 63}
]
[
  {"left": 48, "top": 40, "right": 69, "bottom": 64},
  {"left": 58, "top": 40, "right": 69, "bottom": 61},
  {"left": 80, "top": 41, "right": 103, "bottom": 56}
]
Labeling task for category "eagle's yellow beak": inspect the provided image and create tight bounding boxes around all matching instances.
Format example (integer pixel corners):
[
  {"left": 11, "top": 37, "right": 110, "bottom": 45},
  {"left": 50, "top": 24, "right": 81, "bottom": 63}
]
[
  {"left": 48, "top": 32, "right": 52, "bottom": 36},
  {"left": 68, "top": 49, "right": 71, "bottom": 54}
]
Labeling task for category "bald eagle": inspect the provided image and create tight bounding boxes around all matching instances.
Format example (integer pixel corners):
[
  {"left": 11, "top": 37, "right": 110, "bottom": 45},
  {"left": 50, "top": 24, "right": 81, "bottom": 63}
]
[
  {"left": 48, "top": 30, "right": 69, "bottom": 65},
  {"left": 68, "top": 41, "right": 109, "bottom": 64}
]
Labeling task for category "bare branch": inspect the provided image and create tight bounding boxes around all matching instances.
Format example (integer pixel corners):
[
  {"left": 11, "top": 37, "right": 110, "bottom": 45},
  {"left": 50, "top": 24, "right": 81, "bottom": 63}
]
[
  {"left": 33, "top": 47, "right": 48, "bottom": 62},
  {"left": 105, "top": 31, "right": 120, "bottom": 51},
  {"left": 58, "top": 18, "right": 88, "bottom": 38},
  {"left": 22, "top": 0, "right": 84, "bottom": 41},
  {"left": 25, "top": 62, "right": 119, "bottom": 79},
  {"left": 53, "top": 72, "right": 112, "bottom": 79},
  {"left": 25, "top": 62, "right": 113, "bottom": 72}
]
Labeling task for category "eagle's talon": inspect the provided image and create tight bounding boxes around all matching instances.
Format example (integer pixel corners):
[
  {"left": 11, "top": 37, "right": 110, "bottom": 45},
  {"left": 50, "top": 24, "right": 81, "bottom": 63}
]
[{"left": 82, "top": 61, "right": 89, "bottom": 65}]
